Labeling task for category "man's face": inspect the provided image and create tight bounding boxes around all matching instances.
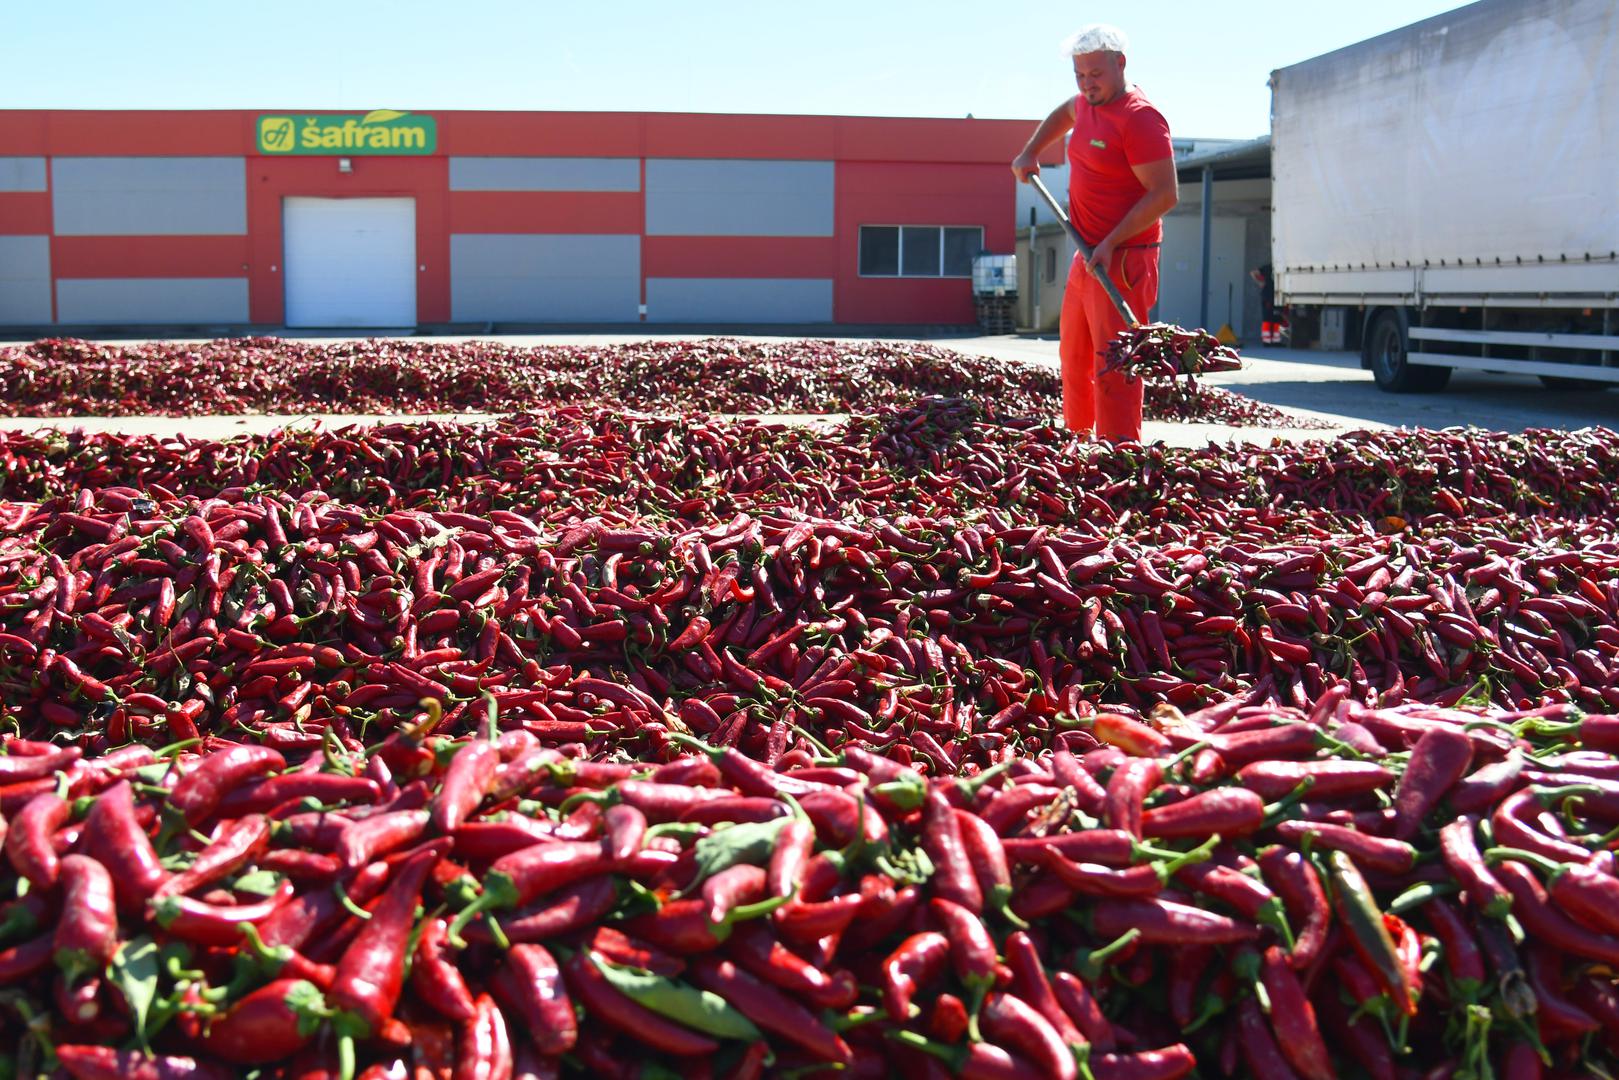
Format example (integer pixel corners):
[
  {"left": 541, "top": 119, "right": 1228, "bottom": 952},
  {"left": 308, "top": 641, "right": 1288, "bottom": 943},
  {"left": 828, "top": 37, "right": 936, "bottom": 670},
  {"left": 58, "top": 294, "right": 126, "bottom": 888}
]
[{"left": 1073, "top": 50, "right": 1126, "bottom": 105}]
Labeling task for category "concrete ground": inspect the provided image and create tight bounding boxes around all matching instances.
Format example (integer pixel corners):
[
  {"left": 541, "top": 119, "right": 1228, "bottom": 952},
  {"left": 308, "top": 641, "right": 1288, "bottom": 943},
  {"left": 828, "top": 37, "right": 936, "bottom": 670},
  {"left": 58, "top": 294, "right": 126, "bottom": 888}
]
[{"left": 0, "top": 331, "right": 1614, "bottom": 446}]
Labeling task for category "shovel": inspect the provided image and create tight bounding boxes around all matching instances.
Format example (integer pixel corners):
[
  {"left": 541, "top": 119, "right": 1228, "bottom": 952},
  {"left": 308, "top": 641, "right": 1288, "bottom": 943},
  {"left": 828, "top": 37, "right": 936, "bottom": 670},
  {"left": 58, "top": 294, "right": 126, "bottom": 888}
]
[{"left": 1028, "top": 174, "right": 1139, "bottom": 327}]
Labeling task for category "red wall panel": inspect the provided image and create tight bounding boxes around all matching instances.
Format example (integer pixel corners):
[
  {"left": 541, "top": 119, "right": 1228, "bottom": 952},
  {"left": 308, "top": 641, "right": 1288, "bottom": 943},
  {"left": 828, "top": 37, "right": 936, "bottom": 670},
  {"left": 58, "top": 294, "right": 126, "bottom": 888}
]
[
  {"left": 643, "top": 237, "right": 837, "bottom": 278},
  {"left": 51, "top": 236, "right": 249, "bottom": 278},
  {"left": 43, "top": 111, "right": 252, "bottom": 156},
  {"left": 0, "top": 113, "right": 47, "bottom": 154},
  {"left": 448, "top": 192, "right": 641, "bottom": 234},
  {"left": 834, "top": 117, "right": 1034, "bottom": 164},
  {"left": 245, "top": 156, "right": 450, "bottom": 325},
  {"left": 833, "top": 161, "right": 1015, "bottom": 324},
  {"left": 440, "top": 112, "right": 643, "bottom": 156},
  {"left": 644, "top": 114, "right": 837, "bottom": 160},
  {"left": 0, "top": 193, "right": 51, "bottom": 234}
]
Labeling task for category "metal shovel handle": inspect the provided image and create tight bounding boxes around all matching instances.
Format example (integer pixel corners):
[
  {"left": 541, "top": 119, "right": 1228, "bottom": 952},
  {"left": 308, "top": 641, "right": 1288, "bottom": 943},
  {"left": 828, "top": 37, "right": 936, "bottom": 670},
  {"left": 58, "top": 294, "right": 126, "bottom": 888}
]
[{"left": 1028, "top": 173, "right": 1139, "bottom": 327}]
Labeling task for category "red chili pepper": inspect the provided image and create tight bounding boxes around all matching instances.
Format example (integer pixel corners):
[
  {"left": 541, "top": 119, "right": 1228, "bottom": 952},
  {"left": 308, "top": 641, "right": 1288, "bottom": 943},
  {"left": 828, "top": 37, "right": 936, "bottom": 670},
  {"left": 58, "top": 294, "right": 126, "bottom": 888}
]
[
  {"left": 83, "top": 779, "right": 170, "bottom": 905},
  {"left": 1257, "top": 845, "right": 1329, "bottom": 971},
  {"left": 1448, "top": 750, "right": 1525, "bottom": 814},
  {"left": 1274, "top": 819, "right": 1416, "bottom": 875},
  {"left": 980, "top": 991, "right": 1078, "bottom": 1080},
  {"left": 156, "top": 813, "right": 270, "bottom": 899},
  {"left": 767, "top": 816, "right": 815, "bottom": 900},
  {"left": 1258, "top": 944, "right": 1333, "bottom": 1080},
  {"left": 1235, "top": 995, "right": 1304, "bottom": 1080},
  {"left": 1104, "top": 758, "right": 1163, "bottom": 838},
  {"left": 1004, "top": 930, "right": 1088, "bottom": 1050},
  {"left": 727, "top": 921, "right": 857, "bottom": 1010},
  {"left": 338, "top": 809, "right": 430, "bottom": 871},
  {"left": 1089, "top": 895, "right": 1259, "bottom": 945},
  {"left": 920, "top": 788, "right": 983, "bottom": 913},
  {"left": 1491, "top": 857, "right": 1619, "bottom": 967},
  {"left": 258, "top": 859, "right": 391, "bottom": 952},
  {"left": 691, "top": 954, "right": 853, "bottom": 1065},
  {"left": 1142, "top": 786, "right": 1264, "bottom": 839},
  {"left": 1489, "top": 845, "right": 1619, "bottom": 936},
  {"left": 216, "top": 772, "right": 381, "bottom": 817},
  {"left": 882, "top": 930, "right": 951, "bottom": 1021},
  {"left": 1439, "top": 816, "right": 1514, "bottom": 918},
  {"left": 430, "top": 738, "right": 499, "bottom": 834},
  {"left": 0, "top": 744, "right": 81, "bottom": 782},
  {"left": 53, "top": 854, "right": 119, "bottom": 983},
  {"left": 199, "top": 977, "right": 327, "bottom": 1065},
  {"left": 448, "top": 838, "right": 615, "bottom": 945},
  {"left": 330, "top": 840, "right": 449, "bottom": 1035},
  {"left": 604, "top": 802, "right": 647, "bottom": 862},
  {"left": 702, "top": 863, "right": 769, "bottom": 924},
  {"left": 5, "top": 790, "right": 68, "bottom": 888},
  {"left": 1390, "top": 725, "right": 1474, "bottom": 841},
  {"left": 1235, "top": 759, "right": 1394, "bottom": 800},
  {"left": 149, "top": 879, "right": 295, "bottom": 946},
  {"left": 1491, "top": 786, "right": 1597, "bottom": 865},
  {"left": 454, "top": 992, "right": 514, "bottom": 1080},
  {"left": 410, "top": 916, "right": 477, "bottom": 1022},
  {"left": 489, "top": 942, "right": 578, "bottom": 1056},
  {"left": 167, "top": 743, "right": 286, "bottom": 824},
  {"left": 1089, "top": 713, "right": 1171, "bottom": 757},
  {"left": 461, "top": 874, "right": 618, "bottom": 947}
]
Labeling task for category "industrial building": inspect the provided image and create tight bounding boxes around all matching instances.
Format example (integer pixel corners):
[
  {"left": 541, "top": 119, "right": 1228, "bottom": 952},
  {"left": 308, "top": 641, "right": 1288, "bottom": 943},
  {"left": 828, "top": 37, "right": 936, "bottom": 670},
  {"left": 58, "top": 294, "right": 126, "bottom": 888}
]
[{"left": 0, "top": 109, "right": 1039, "bottom": 331}]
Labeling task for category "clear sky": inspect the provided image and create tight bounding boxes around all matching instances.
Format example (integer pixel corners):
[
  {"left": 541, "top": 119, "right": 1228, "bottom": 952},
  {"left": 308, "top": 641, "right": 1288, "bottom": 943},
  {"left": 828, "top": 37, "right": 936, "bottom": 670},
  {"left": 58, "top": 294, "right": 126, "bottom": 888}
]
[{"left": 4, "top": 0, "right": 1476, "bottom": 140}]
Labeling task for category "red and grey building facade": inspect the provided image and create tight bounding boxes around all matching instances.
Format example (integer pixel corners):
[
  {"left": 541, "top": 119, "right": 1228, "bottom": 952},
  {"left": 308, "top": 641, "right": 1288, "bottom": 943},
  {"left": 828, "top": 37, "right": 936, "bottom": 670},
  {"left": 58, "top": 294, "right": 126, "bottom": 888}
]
[{"left": 0, "top": 110, "right": 1041, "bottom": 330}]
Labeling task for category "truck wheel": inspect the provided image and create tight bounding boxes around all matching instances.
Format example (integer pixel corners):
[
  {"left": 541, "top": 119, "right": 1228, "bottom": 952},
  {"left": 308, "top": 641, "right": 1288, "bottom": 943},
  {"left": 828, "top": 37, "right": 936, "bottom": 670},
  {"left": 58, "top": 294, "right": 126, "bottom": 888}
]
[
  {"left": 1539, "top": 375, "right": 1612, "bottom": 392},
  {"left": 1369, "top": 312, "right": 1450, "bottom": 393}
]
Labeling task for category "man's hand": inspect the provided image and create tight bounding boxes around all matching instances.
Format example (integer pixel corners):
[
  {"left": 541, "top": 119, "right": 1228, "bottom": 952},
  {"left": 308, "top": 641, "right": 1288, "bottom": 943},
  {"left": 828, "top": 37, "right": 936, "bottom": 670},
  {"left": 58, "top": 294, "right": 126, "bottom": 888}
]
[
  {"left": 1010, "top": 150, "right": 1040, "bottom": 183},
  {"left": 1086, "top": 236, "right": 1118, "bottom": 278}
]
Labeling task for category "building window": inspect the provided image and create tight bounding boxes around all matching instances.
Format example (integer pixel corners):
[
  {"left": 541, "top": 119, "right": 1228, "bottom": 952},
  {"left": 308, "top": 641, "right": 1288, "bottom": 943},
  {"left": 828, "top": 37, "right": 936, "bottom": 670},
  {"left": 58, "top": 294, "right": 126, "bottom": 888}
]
[
  {"left": 859, "top": 225, "right": 984, "bottom": 278},
  {"left": 1044, "top": 246, "right": 1058, "bottom": 284}
]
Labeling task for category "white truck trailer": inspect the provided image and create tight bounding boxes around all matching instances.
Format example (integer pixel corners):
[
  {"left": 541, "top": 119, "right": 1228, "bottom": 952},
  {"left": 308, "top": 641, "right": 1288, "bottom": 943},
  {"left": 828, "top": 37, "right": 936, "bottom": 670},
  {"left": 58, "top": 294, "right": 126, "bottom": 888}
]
[{"left": 1269, "top": 0, "right": 1619, "bottom": 391}]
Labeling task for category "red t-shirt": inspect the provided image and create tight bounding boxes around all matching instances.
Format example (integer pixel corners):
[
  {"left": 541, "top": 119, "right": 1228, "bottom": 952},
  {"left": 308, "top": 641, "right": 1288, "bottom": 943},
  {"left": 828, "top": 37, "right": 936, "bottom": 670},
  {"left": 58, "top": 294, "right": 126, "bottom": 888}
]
[{"left": 1066, "top": 86, "right": 1174, "bottom": 246}]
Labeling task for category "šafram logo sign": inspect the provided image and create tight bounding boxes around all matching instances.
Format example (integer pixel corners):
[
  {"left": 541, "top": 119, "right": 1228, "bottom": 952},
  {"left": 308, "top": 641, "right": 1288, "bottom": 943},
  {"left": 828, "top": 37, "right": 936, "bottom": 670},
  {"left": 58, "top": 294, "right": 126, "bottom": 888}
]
[{"left": 256, "top": 111, "right": 436, "bottom": 155}]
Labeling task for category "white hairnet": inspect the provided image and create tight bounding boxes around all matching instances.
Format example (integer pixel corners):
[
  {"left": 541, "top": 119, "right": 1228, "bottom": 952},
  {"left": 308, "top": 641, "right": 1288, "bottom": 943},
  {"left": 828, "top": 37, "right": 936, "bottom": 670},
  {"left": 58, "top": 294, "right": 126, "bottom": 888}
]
[{"left": 1063, "top": 24, "right": 1129, "bottom": 57}]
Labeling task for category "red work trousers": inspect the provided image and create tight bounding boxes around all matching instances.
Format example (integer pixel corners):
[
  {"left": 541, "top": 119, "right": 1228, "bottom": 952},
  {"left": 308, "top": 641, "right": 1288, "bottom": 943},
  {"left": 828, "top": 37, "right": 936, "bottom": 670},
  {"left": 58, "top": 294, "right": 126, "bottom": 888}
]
[{"left": 1058, "top": 244, "right": 1160, "bottom": 441}]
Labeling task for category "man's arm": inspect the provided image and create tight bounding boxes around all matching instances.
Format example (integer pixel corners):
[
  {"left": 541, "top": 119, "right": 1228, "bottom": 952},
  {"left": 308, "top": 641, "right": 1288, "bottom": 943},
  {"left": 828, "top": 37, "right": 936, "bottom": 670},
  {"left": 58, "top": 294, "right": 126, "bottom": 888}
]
[
  {"left": 1011, "top": 98, "right": 1077, "bottom": 182},
  {"left": 1086, "top": 157, "right": 1178, "bottom": 272}
]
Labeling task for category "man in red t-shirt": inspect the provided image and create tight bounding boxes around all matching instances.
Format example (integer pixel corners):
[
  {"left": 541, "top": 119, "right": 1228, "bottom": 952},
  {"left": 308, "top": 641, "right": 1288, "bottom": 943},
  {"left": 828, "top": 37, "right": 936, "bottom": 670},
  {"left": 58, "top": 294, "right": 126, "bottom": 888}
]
[{"left": 1012, "top": 24, "right": 1178, "bottom": 442}]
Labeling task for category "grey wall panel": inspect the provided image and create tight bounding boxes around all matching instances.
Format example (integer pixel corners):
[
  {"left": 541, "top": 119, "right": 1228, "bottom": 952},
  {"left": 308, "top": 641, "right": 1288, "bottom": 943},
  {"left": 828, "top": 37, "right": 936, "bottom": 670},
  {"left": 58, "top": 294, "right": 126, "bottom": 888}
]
[
  {"left": 646, "top": 278, "right": 833, "bottom": 323},
  {"left": 52, "top": 157, "right": 246, "bottom": 236},
  {"left": 450, "top": 234, "right": 640, "bottom": 322},
  {"left": 0, "top": 157, "right": 47, "bottom": 193},
  {"left": 0, "top": 236, "right": 52, "bottom": 324},
  {"left": 449, "top": 157, "right": 640, "bottom": 192},
  {"left": 55, "top": 278, "right": 249, "bottom": 325},
  {"left": 645, "top": 159, "right": 833, "bottom": 236}
]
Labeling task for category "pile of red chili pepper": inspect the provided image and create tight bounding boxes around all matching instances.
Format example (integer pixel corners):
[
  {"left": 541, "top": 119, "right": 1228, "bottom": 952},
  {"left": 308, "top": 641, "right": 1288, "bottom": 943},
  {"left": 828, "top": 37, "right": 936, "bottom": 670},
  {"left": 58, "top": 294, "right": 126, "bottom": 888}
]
[
  {"left": 0, "top": 400, "right": 1600, "bottom": 527},
  {"left": 4, "top": 692, "right": 1619, "bottom": 1079},
  {"left": 1102, "top": 325, "right": 1245, "bottom": 382},
  {"left": 0, "top": 338, "right": 1616, "bottom": 1076},
  {"left": 0, "top": 337, "right": 1313, "bottom": 429}
]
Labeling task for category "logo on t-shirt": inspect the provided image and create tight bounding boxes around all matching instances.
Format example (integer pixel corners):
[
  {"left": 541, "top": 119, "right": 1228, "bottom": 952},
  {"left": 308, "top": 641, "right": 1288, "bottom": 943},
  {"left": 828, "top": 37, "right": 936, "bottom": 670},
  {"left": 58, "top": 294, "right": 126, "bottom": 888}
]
[{"left": 1089, "top": 139, "right": 1108, "bottom": 149}]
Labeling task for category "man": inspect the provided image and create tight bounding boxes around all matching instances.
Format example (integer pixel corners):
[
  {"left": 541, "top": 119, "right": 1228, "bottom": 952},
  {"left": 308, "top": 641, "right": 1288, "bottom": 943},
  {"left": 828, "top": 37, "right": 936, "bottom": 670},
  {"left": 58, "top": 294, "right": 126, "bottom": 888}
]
[{"left": 1012, "top": 24, "right": 1178, "bottom": 442}]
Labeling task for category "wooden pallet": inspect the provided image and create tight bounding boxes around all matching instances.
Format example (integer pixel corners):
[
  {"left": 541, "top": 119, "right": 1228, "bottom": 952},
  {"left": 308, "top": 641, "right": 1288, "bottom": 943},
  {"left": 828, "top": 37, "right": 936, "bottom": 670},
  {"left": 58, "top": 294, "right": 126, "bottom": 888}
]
[{"left": 975, "top": 295, "right": 1017, "bottom": 334}]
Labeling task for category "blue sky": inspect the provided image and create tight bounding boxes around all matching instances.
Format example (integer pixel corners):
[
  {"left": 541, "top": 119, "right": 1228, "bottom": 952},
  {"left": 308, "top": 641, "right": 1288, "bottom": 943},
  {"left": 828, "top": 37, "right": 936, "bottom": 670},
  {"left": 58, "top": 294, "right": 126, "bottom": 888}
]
[{"left": 5, "top": 1, "right": 1474, "bottom": 140}]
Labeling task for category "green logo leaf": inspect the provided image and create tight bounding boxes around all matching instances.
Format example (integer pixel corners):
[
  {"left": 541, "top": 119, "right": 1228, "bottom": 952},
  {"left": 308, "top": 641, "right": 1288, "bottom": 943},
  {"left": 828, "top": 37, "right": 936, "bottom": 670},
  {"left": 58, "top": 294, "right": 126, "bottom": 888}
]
[{"left": 361, "top": 109, "right": 408, "bottom": 125}]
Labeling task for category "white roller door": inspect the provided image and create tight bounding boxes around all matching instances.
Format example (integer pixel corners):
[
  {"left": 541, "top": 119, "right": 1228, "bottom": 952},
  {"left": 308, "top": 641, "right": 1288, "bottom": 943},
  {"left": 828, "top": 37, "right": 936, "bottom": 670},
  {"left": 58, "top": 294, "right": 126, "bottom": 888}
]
[{"left": 283, "top": 197, "right": 416, "bottom": 328}]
